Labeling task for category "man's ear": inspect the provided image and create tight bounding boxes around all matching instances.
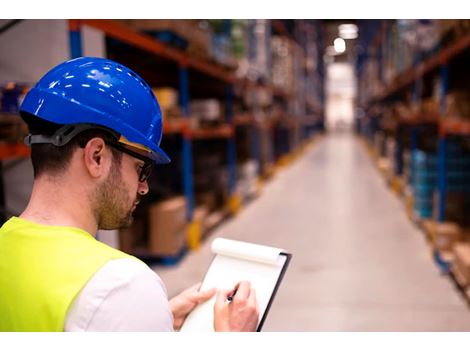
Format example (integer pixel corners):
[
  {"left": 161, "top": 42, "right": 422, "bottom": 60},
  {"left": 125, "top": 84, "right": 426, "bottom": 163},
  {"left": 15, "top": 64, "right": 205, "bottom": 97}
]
[{"left": 82, "top": 137, "right": 111, "bottom": 178}]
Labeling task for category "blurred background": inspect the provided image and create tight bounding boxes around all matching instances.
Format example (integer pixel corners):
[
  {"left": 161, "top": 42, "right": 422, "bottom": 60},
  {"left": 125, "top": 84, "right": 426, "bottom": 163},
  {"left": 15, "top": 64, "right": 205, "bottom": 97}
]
[{"left": 1, "top": 19, "right": 470, "bottom": 331}]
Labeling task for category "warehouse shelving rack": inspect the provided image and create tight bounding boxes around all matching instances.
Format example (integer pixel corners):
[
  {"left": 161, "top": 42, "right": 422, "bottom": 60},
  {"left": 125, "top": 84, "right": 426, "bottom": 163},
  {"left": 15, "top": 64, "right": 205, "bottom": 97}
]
[
  {"left": 0, "top": 110, "right": 31, "bottom": 223},
  {"left": 0, "top": 140, "right": 30, "bottom": 224},
  {"left": 70, "top": 19, "right": 243, "bottom": 254},
  {"left": 65, "top": 19, "right": 325, "bottom": 260},
  {"left": 0, "top": 19, "right": 325, "bottom": 262},
  {"left": 358, "top": 20, "right": 470, "bottom": 295}
]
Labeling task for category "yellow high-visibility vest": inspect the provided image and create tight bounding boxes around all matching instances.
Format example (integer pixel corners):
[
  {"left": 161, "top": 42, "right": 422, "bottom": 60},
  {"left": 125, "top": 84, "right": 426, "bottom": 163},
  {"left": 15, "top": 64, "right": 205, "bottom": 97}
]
[{"left": 0, "top": 217, "right": 135, "bottom": 331}]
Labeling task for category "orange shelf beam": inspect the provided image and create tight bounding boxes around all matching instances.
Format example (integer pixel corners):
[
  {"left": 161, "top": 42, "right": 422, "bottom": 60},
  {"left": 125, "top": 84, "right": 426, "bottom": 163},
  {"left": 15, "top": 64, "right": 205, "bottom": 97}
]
[
  {"left": 185, "top": 125, "right": 234, "bottom": 140},
  {"left": 440, "top": 118, "right": 470, "bottom": 136},
  {"left": 79, "top": 20, "right": 234, "bottom": 83},
  {"left": 80, "top": 20, "right": 185, "bottom": 64},
  {"left": 0, "top": 143, "right": 30, "bottom": 161},
  {"left": 162, "top": 118, "right": 190, "bottom": 134}
]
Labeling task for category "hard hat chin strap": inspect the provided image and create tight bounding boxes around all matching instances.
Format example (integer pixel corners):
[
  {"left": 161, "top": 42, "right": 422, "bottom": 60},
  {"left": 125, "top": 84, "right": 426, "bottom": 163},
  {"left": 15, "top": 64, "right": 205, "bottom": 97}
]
[{"left": 24, "top": 124, "right": 119, "bottom": 147}]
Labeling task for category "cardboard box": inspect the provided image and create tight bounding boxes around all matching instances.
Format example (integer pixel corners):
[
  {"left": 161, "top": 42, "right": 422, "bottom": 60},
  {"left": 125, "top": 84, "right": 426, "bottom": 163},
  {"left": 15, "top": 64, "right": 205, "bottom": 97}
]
[
  {"left": 148, "top": 196, "right": 187, "bottom": 256},
  {"left": 452, "top": 242, "right": 470, "bottom": 283},
  {"left": 446, "top": 91, "right": 470, "bottom": 119},
  {"left": 152, "top": 87, "right": 179, "bottom": 110},
  {"left": 118, "top": 216, "right": 145, "bottom": 254}
]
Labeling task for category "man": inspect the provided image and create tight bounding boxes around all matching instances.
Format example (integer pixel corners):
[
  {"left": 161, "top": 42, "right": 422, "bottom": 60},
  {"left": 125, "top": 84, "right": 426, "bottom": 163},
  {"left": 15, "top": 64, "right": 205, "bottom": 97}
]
[{"left": 0, "top": 57, "right": 259, "bottom": 332}]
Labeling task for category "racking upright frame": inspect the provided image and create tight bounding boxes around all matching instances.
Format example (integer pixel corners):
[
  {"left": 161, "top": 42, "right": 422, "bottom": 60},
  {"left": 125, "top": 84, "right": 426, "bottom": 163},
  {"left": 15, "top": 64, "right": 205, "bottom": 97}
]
[
  {"left": 68, "top": 19, "right": 240, "bottom": 249},
  {"left": 358, "top": 20, "right": 470, "bottom": 271}
]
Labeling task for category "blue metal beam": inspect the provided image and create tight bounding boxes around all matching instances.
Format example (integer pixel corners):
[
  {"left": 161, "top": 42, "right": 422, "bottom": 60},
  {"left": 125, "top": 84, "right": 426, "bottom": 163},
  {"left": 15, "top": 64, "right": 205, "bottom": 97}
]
[
  {"left": 69, "top": 28, "right": 83, "bottom": 59},
  {"left": 437, "top": 64, "right": 449, "bottom": 223},
  {"left": 225, "top": 85, "right": 237, "bottom": 194},
  {"left": 179, "top": 66, "right": 194, "bottom": 220}
]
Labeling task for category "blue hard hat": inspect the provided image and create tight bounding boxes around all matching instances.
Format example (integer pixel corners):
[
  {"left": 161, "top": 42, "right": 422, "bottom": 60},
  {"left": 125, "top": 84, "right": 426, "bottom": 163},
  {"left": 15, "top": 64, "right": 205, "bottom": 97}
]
[{"left": 20, "top": 57, "right": 170, "bottom": 164}]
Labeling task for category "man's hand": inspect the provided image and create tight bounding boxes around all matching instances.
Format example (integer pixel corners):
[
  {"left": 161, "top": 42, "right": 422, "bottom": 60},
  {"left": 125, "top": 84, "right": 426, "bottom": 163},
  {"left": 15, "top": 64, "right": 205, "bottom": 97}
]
[
  {"left": 214, "top": 281, "right": 259, "bottom": 332},
  {"left": 170, "top": 283, "right": 216, "bottom": 331}
]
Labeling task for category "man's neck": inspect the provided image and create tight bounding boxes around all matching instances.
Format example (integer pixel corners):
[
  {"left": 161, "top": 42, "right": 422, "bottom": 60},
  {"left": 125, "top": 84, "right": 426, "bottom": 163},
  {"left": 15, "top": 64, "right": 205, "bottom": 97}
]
[{"left": 20, "top": 175, "right": 98, "bottom": 236}]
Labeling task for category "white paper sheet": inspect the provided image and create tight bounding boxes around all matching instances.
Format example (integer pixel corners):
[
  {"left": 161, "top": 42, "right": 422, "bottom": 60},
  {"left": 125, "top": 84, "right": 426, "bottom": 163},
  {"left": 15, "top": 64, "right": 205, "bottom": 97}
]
[{"left": 180, "top": 238, "right": 287, "bottom": 332}]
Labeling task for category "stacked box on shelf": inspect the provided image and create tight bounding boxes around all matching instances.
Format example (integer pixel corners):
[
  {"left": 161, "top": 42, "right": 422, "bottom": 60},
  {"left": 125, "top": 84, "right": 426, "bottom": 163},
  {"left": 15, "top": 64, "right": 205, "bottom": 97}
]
[
  {"left": 303, "top": 22, "right": 322, "bottom": 117},
  {"left": 148, "top": 197, "right": 188, "bottom": 257},
  {"left": 0, "top": 83, "right": 30, "bottom": 142},
  {"left": 236, "top": 159, "right": 260, "bottom": 202},
  {"left": 152, "top": 87, "right": 180, "bottom": 120},
  {"left": 271, "top": 35, "right": 294, "bottom": 95},
  {"left": 190, "top": 99, "right": 223, "bottom": 128},
  {"left": 193, "top": 149, "right": 229, "bottom": 212},
  {"left": 432, "top": 141, "right": 470, "bottom": 226},
  {"left": 244, "top": 20, "right": 271, "bottom": 82},
  {"left": 410, "top": 150, "right": 437, "bottom": 219},
  {"left": 127, "top": 20, "right": 212, "bottom": 60},
  {"left": 446, "top": 90, "right": 470, "bottom": 120},
  {"left": 291, "top": 42, "right": 306, "bottom": 117}
]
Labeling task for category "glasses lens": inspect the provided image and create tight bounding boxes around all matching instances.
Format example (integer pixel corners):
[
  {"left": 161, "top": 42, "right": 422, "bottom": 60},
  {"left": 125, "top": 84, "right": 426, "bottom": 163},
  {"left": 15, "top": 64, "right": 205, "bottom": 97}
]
[
  {"left": 139, "top": 163, "right": 153, "bottom": 182},
  {"left": 106, "top": 140, "right": 153, "bottom": 182}
]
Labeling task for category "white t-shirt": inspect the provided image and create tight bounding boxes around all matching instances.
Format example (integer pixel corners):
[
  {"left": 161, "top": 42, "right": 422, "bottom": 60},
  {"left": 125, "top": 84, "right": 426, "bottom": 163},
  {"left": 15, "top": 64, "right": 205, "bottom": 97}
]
[{"left": 64, "top": 258, "right": 174, "bottom": 331}]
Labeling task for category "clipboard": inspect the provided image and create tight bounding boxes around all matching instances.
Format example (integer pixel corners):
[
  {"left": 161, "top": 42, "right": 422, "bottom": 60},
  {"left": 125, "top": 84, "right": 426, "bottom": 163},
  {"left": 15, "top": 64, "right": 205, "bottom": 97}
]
[{"left": 179, "top": 238, "right": 292, "bottom": 332}]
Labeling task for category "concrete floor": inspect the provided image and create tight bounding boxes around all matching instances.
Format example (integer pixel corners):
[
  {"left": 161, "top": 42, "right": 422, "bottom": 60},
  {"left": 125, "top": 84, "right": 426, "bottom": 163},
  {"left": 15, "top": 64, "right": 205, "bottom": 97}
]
[{"left": 153, "top": 132, "right": 470, "bottom": 331}]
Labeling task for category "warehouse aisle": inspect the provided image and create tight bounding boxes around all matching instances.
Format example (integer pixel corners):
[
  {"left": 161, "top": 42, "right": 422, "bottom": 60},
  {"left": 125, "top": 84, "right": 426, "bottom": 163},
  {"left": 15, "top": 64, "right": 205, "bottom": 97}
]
[{"left": 154, "top": 133, "right": 470, "bottom": 331}]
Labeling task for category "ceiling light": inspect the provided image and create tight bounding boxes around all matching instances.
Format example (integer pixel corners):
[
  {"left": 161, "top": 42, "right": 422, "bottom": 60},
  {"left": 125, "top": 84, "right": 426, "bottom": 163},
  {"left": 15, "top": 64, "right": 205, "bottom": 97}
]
[
  {"left": 339, "top": 24, "right": 358, "bottom": 39},
  {"left": 334, "top": 38, "right": 346, "bottom": 53},
  {"left": 340, "top": 32, "right": 358, "bottom": 39}
]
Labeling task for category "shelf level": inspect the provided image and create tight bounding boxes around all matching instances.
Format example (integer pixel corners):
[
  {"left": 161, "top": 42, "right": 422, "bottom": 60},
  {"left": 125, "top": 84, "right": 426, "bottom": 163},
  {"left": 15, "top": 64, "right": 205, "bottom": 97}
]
[
  {"left": 439, "top": 118, "right": 470, "bottom": 136},
  {"left": 163, "top": 119, "right": 234, "bottom": 139},
  {"left": 397, "top": 115, "right": 440, "bottom": 126},
  {"left": 78, "top": 20, "right": 235, "bottom": 83},
  {"left": 370, "top": 33, "right": 470, "bottom": 103},
  {"left": 186, "top": 125, "right": 234, "bottom": 140},
  {"left": 162, "top": 118, "right": 189, "bottom": 134}
]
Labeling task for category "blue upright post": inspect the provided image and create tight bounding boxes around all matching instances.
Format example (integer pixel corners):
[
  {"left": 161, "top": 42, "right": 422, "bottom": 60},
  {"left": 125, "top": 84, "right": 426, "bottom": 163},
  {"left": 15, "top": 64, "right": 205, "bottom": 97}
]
[
  {"left": 223, "top": 20, "right": 237, "bottom": 196},
  {"left": 440, "top": 65, "right": 449, "bottom": 116},
  {"left": 179, "top": 66, "right": 194, "bottom": 220},
  {"left": 437, "top": 64, "right": 449, "bottom": 223},
  {"left": 226, "top": 85, "right": 237, "bottom": 194},
  {"left": 68, "top": 20, "right": 83, "bottom": 59}
]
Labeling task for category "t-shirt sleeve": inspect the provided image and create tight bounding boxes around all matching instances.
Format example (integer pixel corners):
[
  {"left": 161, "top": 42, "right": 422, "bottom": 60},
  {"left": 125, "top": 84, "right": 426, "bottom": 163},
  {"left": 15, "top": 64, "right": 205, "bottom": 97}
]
[{"left": 64, "top": 258, "right": 174, "bottom": 332}]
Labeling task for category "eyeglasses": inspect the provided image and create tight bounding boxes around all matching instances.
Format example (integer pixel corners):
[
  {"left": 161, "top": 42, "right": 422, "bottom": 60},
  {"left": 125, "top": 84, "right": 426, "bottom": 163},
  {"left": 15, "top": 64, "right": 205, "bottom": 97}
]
[{"left": 105, "top": 140, "right": 154, "bottom": 183}]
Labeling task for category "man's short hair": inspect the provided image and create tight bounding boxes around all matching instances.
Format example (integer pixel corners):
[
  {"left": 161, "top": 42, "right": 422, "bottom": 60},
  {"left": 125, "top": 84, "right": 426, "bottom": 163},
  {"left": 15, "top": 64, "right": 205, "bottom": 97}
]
[{"left": 21, "top": 112, "right": 122, "bottom": 178}]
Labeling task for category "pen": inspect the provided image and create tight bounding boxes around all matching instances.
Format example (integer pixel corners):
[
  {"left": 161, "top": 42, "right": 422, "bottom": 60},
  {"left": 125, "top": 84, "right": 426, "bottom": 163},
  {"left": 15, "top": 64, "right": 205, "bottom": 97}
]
[
  {"left": 227, "top": 289, "right": 237, "bottom": 302},
  {"left": 226, "top": 282, "right": 240, "bottom": 303}
]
